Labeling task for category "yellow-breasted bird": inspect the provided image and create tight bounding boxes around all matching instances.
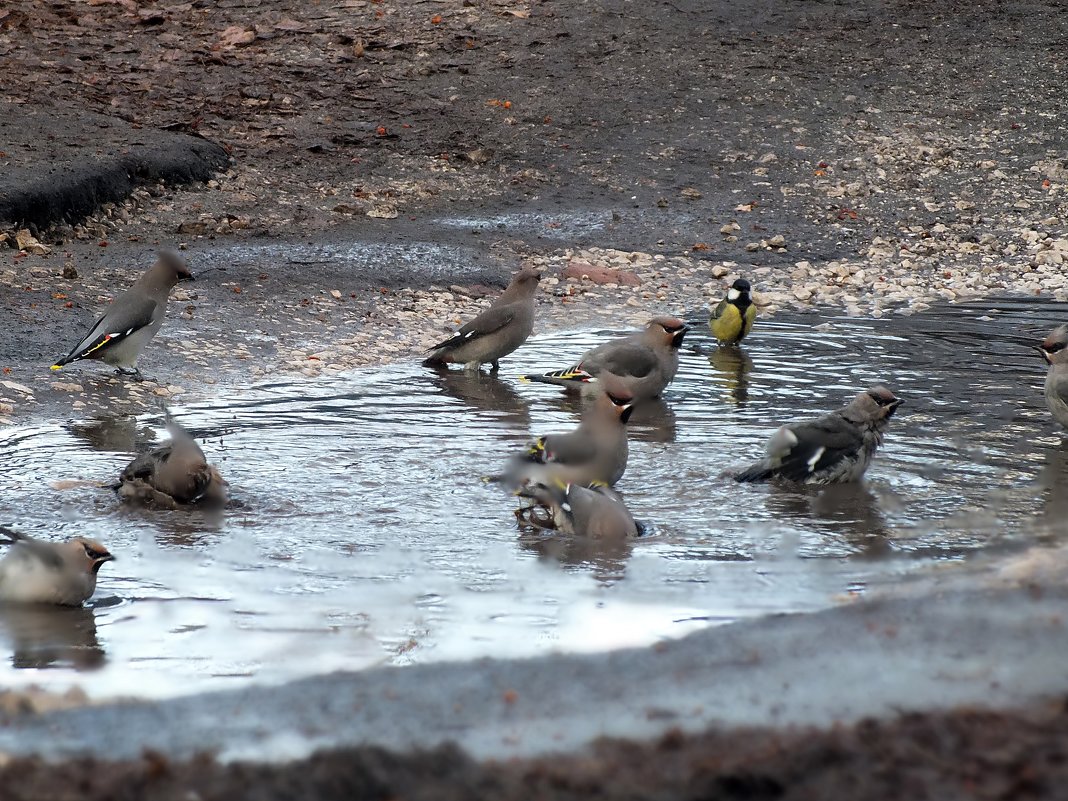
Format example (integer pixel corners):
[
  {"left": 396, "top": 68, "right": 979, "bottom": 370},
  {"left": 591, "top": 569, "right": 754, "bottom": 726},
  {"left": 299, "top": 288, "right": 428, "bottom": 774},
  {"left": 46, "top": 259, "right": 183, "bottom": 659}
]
[{"left": 709, "top": 278, "right": 756, "bottom": 345}]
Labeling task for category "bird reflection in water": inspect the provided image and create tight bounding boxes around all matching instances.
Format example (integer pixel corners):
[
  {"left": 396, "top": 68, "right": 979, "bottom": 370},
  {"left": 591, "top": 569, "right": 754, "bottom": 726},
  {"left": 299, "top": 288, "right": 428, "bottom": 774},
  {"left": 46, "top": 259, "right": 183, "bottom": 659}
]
[
  {"left": 1036, "top": 440, "right": 1068, "bottom": 539},
  {"left": 67, "top": 415, "right": 158, "bottom": 453},
  {"left": 708, "top": 345, "right": 753, "bottom": 406},
  {"left": 764, "top": 482, "right": 895, "bottom": 556},
  {"left": 427, "top": 365, "right": 532, "bottom": 430},
  {"left": 0, "top": 604, "right": 105, "bottom": 670}
]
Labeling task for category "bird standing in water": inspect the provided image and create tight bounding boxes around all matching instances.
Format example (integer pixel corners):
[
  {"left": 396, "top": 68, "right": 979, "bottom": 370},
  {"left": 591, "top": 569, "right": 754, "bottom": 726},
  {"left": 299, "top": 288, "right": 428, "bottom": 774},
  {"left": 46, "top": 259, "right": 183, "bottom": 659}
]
[
  {"left": 735, "top": 385, "right": 902, "bottom": 484},
  {"left": 1039, "top": 324, "right": 1068, "bottom": 430},
  {"left": 0, "top": 527, "right": 115, "bottom": 606},
  {"left": 709, "top": 278, "right": 756, "bottom": 345},
  {"left": 520, "top": 316, "right": 689, "bottom": 401},
  {"left": 424, "top": 265, "right": 541, "bottom": 372}
]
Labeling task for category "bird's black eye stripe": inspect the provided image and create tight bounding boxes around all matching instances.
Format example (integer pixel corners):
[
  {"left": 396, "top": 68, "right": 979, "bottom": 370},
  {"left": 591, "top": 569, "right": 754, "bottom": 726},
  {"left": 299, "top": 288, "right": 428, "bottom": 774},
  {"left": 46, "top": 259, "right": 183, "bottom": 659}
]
[
  {"left": 868, "top": 393, "right": 895, "bottom": 407},
  {"left": 1044, "top": 342, "right": 1067, "bottom": 354},
  {"left": 608, "top": 394, "right": 629, "bottom": 406}
]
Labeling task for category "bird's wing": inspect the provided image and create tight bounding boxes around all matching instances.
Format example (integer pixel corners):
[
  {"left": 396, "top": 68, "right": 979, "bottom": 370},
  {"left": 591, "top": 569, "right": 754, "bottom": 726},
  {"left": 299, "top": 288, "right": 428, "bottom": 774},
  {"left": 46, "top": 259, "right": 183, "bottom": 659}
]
[
  {"left": 593, "top": 343, "right": 659, "bottom": 379},
  {"left": 54, "top": 292, "right": 158, "bottom": 366},
  {"left": 767, "top": 416, "right": 863, "bottom": 481},
  {"left": 121, "top": 445, "right": 173, "bottom": 481},
  {"left": 427, "top": 303, "right": 517, "bottom": 352},
  {"left": 537, "top": 431, "right": 597, "bottom": 465},
  {"left": 710, "top": 298, "right": 731, "bottom": 321},
  {"left": 0, "top": 528, "right": 64, "bottom": 569}
]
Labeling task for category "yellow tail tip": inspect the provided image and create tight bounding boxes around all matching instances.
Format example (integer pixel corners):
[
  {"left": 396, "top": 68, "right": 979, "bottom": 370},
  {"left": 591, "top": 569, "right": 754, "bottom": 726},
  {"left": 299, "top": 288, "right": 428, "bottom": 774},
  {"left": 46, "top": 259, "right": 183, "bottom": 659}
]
[
  {"left": 50, "top": 364, "right": 62, "bottom": 371},
  {"left": 517, "top": 375, "right": 531, "bottom": 383}
]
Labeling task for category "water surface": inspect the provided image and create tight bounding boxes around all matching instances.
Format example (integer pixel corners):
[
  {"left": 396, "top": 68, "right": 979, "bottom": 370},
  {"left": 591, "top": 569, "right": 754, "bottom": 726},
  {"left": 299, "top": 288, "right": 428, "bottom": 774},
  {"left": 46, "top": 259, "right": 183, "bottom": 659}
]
[{"left": 1, "top": 297, "right": 1066, "bottom": 698}]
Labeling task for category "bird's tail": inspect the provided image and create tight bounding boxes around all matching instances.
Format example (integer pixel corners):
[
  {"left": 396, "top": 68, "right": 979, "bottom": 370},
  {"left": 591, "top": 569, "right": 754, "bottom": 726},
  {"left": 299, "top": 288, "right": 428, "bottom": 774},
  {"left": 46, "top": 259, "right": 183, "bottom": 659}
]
[
  {"left": 518, "top": 366, "right": 594, "bottom": 386},
  {"left": 0, "top": 525, "right": 25, "bottom": 544},
  {"left": 733, "top": 462, "right": 772, "bottom": 483}
]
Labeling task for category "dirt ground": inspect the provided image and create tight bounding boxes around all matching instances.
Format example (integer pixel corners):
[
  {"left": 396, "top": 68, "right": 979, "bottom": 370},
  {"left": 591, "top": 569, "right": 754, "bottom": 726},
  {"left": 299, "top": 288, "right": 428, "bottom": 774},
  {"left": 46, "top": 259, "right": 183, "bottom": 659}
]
[
  {"left": 2, "top": 0, "right": 1068, "bottom": 795},
  {"left": 2, "top": 700, "right": 1067, "bottom": 801},
  {"left": 2, "top": 0, "right": 1067, "bottom": 422}
]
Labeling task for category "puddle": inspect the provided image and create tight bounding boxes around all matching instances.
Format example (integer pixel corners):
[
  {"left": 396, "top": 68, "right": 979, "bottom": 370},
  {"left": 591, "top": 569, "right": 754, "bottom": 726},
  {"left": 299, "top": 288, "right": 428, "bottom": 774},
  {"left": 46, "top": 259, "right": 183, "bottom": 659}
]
[{"left": 1, "top": 297, "right": 1066, "bottom": 699}]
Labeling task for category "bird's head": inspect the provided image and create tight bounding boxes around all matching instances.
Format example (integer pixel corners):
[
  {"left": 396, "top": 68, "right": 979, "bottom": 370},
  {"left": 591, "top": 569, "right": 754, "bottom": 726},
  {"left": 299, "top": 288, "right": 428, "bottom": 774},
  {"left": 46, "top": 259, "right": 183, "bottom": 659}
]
[
  {"left": 858, "top": 385, "right": 902, "bottom": 421},
  {"left": 598, "top": 373, "right": 636, "bottom": 424},
  {"left": 1038, "top": 325, "right": 1068, "bottom": 366},
  {"left": 71, "top": 537, "right": 115, "bottom": 575},
  {"left": 647, "top": 315, "right": 690, "bottom": 348},
  {"left": 158, "top": 250, "right": 194, "bottom": 283},
  {"left": 727, "top": 278, "right": 752, "bottom": 302},
  {"left": 511, "top": 264, "right": 543, "bottom": 289}
]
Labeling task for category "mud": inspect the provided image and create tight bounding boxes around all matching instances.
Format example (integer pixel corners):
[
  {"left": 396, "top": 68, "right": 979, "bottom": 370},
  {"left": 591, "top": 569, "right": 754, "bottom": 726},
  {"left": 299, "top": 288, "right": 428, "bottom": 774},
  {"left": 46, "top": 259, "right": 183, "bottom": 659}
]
[{"left": 3, "top": 699, "right": 1068, "bottom": 801}]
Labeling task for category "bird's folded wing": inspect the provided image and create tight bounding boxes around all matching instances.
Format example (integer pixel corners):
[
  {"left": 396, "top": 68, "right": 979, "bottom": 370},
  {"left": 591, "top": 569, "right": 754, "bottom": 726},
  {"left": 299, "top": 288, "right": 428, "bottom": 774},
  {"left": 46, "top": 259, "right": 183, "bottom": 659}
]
[
  {"left": 538, "top": 431, "right": 596, "bottom": 465},
  {"left": 428, "top": 304, "right": 517, "bottom": 351},
  {"left": 710, "top": 298, "right": 731, "bottom": 321},
  {"left": 2, "top": 533, "right": 64, "bottom": 569},
  {"left": 769, "top": 418, "right": 862, "bottom": 481},
  {"left": 592, "top": 343, "right": 658, "bottom": 379},
  {"left": 59, "top": 294, "right": 158, "bottom": 363}
]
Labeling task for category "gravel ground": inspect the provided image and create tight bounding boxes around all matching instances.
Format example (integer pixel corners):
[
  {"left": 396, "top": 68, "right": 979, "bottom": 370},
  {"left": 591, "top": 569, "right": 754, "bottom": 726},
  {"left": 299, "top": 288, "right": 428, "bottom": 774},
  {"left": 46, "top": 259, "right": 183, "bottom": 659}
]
[{"left": 2, "top": 0, "right": 1067, "bottom": 423}]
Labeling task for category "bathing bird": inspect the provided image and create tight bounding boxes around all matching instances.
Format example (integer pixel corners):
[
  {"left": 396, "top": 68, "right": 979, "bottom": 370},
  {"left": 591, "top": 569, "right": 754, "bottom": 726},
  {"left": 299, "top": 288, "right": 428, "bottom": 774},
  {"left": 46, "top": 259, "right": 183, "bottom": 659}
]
[
  {"left": 520, "top": 315, "right": 689, "bottom": 401},
  {"left": 0, "top": 527, "right": 114, "bottom": 606},
  {"left": 516, "top": 479, "right": 638, "bottom": 539},
  {"left": 709, "top": 278, "right": 756, "bottom": 345},
  {"left": 52, "top": 251, "right": 193, "bottom": 379},
  {"left": 506, "top": 376, "right": 636, "bottom": 488},
  {"left": 117, "top": 417, "right": 228, "bottom": 508},
  {"left": 735, "top": 385, "right": 902, "bottom": 484},
  {"left": 424, "top": 264, "right": 541, "bottom": 371},
  {"left": 1039, "top": 324, "right": 1068, "bottom": 430}
]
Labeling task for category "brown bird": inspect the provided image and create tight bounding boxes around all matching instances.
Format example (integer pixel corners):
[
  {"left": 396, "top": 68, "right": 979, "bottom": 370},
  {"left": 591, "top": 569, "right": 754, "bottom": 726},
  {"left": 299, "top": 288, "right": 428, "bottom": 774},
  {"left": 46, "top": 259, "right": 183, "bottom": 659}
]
[
  {"left": 52, "top": 251, "right": 193, "bottom": 379},
  {"left": 1039, "top": 324, "right": 1068, "bottom": 430},
  {"left": 507, "top": 375, "right": 636, "bottom": 488},
  {"left": 424, "top": 264, "right": 541, "bottom": 371},
  {"left": 0, "top": 527, "right": 114, "bottom": 606},
  {"left": 521, "top": 315, "right": 689, "bottom": 401},
  {"left": 117, "top": 417, "right": 228, "bottom": 508},
  {"left": 516, "top": 480, "right": 638, "bottom": 539},
  {"left": 735, "top": 385, "right": 902, "bottom": 484}
]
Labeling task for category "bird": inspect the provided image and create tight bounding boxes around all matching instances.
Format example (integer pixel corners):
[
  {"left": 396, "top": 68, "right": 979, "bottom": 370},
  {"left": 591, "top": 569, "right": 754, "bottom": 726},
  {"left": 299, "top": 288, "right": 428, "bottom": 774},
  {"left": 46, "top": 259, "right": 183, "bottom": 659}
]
[
  {"left": 734, "top": 385, "right": 902, "bottom": 484},
  {"left": 424, "top": 264, "right": 541, "bottom": 371},
  {"left": 1039, "top": 324, "right": 1068, "bottom": 430},
  {"left": 506, "top": 376, "right": 636, "bottom": 488},
  {"left": 709, "top": 278, "right": 756, "bottom": 345},
  {"left": 116, "top": 417, "right": 228, "bottom": 508},
  {"left": 520, "top": 315, "right": 689, "bottom": 401},
  {"left": 516, "top": 479, "right": 638, "bottom": 539},
  {"left": 52, "top": 250, "right": 193, "bottom": 379},
  {"left": 0, "top": 527, "right": 114, "bottom": 606}
]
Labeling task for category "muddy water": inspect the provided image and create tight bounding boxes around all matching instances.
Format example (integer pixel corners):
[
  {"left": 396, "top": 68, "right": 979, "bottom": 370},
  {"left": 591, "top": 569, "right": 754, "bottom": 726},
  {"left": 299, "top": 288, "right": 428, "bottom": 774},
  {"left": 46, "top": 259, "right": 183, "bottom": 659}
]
[{"left": 1, "top": 297, "right": 1066, "bottom": 699}]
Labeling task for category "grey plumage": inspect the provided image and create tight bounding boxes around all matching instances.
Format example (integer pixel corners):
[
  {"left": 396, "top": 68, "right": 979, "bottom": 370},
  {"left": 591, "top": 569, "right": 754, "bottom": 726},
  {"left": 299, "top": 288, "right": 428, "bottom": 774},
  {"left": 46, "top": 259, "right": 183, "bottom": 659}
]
[
  {"left": 735, "top": 385, "right": 902, "bottom": 484},
  {"left": 1039, "top": 324, "right": 1068, "bottom": 430},
  {"left": 517, "top": 480, "right": 638, "bottom": 539},
  {"left": 0, "top": 527, "right": 114, "bottom": 606},
  {"left": 424, "top": 265, "right": 541, "bottom": 371},
  {"left": 507, "top": 376, "right": 635, "bottom": 488},
  {"left": 117, "top": 418, "right": 228, "bottom": 508},
  {"left": 52, "top": 251, "right": 192, "bottom": 377},
  {"left": 521, "top": 315, "right": 689, "bottom": 401}
]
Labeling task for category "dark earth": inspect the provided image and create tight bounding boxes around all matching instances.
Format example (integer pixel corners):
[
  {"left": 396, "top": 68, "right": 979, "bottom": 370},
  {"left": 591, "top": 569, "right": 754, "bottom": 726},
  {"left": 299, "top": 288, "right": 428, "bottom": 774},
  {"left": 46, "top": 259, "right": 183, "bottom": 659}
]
[{"left": 2, "top": 0, "right": 1068, "bottom": 796}]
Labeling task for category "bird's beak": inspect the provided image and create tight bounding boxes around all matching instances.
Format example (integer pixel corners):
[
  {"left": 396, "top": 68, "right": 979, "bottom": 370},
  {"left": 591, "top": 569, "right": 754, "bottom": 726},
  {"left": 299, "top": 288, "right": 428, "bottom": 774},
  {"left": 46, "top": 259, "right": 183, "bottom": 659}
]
[
  {"left": 1037, "top": 345, "right": 1052, "bottom": 365},
  {"left": 183, "top": 273, "right": 196, "bottom": 282},
  {"left": 99, "top": 553, "right": 116, "bottom": 563},
  {"left": 620, "top": 403, "right": 636, "bottom": 424},
  {"left": 671, "top": 326, "right": 690, "bottom": 347}
]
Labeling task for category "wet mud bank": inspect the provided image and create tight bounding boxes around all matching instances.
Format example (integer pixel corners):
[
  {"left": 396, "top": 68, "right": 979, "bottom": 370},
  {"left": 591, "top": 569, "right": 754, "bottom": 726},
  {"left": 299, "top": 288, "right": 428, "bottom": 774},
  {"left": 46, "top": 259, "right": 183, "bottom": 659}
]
[
  {"left": 0, "top": 103, "right": 229, "bottom": 232},
  {"left": 1, "top": 581, "right": 1067, "bottom": 798}
]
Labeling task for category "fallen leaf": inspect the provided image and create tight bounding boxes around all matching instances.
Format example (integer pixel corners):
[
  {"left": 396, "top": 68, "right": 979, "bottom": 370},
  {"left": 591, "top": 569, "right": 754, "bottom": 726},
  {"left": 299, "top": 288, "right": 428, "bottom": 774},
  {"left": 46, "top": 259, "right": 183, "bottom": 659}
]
[
  {"left": 218, "top": 25, "right": 256, "bottom": 47},
  {"left": 329, "top": 289, "right": 342, "bottom": 299},
  {"left": 430, "top": 14, "right": 442, "bottom": 24},
  {"left": 502, "top": 9, "right": 530, "bottom": 17}
]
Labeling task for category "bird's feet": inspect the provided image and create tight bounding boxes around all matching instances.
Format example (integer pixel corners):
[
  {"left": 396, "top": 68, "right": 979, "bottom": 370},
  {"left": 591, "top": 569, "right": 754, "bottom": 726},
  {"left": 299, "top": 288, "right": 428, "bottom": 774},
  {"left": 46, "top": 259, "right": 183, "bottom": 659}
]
[{"left": 115, "top": 367, "right": 144, "bottom": 382}]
